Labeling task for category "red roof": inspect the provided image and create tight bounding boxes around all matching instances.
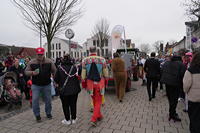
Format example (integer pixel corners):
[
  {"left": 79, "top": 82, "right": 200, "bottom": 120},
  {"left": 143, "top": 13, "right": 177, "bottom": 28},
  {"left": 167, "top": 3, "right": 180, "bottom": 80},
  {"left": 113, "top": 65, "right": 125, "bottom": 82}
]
[{"left": 18, "top": 47, "right": 36, "bottom": 57}]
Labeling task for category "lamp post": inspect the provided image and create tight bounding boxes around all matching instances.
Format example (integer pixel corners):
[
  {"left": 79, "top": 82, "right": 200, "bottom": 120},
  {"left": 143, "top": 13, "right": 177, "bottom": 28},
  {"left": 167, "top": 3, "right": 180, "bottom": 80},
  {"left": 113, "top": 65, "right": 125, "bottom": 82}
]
[
  {"left": 39, "top": 24, "right": 42, "bottom": 47},
  {"left": 37, "top": 22, "right": 42, "bottom": 47},
  {"left": 65, "top": 29, "right": 75, "bottom": 56}
]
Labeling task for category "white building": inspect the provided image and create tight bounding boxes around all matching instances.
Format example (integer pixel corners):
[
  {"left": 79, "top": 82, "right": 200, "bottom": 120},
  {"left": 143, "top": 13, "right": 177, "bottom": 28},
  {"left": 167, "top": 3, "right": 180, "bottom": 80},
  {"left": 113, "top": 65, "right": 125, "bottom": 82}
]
[
  {"left": 172, "top": 37, "right": 186, "bottom": 53},
  {"left": 43, "top": 37, "right": 83, "bottom": 60},
  {"left": 82, "top": 35, "right": 129, "bottom": 57},
  {"left": 82, "top": 35, "right": 112, "bottom": 57}
]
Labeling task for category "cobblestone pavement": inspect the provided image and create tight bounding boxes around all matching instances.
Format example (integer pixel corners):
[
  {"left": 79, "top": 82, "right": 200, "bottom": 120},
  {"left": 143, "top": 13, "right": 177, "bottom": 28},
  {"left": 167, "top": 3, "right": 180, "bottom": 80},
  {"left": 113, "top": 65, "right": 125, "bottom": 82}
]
[{"left": 0, "top": 81, "right": 189, "bottom": 133}]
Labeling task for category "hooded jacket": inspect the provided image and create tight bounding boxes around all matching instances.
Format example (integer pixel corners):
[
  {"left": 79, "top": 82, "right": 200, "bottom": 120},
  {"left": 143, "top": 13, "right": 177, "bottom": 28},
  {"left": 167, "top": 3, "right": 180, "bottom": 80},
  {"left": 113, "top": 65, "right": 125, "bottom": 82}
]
[{"left": 160, "top": 56, "right": 186, "bottom": 87}]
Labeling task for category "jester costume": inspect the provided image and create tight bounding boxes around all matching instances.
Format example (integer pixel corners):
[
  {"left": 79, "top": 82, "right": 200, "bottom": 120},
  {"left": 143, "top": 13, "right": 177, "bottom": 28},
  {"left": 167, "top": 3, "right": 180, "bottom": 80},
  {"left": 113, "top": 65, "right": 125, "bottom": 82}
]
[{"left": 81, "top": 54, "right": 108, "bottom": 125}]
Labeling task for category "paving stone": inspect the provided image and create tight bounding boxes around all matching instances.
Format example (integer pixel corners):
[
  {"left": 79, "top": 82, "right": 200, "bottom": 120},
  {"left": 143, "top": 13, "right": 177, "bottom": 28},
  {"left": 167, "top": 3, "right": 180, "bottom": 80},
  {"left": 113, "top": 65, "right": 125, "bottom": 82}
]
[
  {"left": 145, "top": 129, "right": 159, "bottom": 133},
  {"left": 165, "top": 126, "right": 178, "bottom": 133},
  {"left": 110, "top": 124, "right": 122, "bottom": 130},
  {"left": 0, "top": 81, "right": 189, "bottom": 133},
  {"left": 113, "top": 129, "right": 126, "bottom": 133},
  {"left": 100, "top": 128, "right": 113, "bottom": 133},
  {"left": 133, "top": 127, "right": 145, "bottom": 133},
  {"left": 121, "top": 125, "right": 133, "bottom": 132}
]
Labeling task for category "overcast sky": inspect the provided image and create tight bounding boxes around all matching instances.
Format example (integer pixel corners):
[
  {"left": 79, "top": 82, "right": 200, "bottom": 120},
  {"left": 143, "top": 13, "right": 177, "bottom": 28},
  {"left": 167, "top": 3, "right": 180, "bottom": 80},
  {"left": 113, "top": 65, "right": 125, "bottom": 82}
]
[{"left": 0, "top": 0, "right": 188, "bottom": 48}]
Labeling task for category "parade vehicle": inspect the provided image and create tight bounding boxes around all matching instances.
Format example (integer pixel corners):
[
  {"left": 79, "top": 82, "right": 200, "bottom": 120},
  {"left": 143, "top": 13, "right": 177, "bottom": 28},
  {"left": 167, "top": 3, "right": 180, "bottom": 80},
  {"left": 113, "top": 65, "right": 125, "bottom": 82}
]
[{"left": 106, "top": 48, "right": 140, "bottom": 91}]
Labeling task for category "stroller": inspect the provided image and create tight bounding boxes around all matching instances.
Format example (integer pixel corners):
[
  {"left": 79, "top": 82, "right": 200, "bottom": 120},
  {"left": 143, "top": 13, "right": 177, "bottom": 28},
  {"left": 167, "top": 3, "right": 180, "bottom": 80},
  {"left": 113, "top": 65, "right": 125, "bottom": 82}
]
[{"left": 0, "top": 72, "right": 22, "bottom": 110}]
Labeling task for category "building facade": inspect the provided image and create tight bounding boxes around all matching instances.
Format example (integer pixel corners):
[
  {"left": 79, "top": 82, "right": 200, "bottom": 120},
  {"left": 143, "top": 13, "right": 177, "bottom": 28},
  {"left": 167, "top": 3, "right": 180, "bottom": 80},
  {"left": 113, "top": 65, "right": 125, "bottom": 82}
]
[
  {"left": 172, "top": 36, "right": 186, "bottom": 53},
  {"left": 43, "top": 37, "right": 83, "bottom": 60},
  {"left": 82, "top": 35, "right": 132, "bottom": 58},
  {"left": 82, "top": 35, "right": 112, "bottom": 57}
]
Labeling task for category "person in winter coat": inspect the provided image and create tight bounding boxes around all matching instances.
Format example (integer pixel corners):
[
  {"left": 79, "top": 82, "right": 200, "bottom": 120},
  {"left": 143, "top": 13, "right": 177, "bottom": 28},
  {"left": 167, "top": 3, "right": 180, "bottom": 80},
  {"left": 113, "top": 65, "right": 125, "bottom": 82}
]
[
  {"left": 111, "top": 52, "right": 127, "bottom": 102},
  {"left": 161, "top": 55, "right": 186, "bottom": 122},
  {"left": 9, "top": 58, "right": 26, "bottom": 98},
  {"left": 183, "top": 51, "right": 200, "bottom": 133},
  {"left": 144, "top": 52, "right": 160, "bottom": 101},
  {"left": 54, "top": 54, "right": 81, "bottom": 125},
  {"left": 25, "top": 47, "right": 57, "bottom": 122}
]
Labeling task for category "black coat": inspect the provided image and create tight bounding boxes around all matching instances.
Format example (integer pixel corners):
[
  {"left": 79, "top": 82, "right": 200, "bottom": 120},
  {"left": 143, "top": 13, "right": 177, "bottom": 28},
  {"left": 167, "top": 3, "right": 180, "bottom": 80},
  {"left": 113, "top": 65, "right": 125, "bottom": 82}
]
[
  {"left": 160, "top": 56, "right": 186, "bottom": 87},
  {"left": 54, "top": 64, "right": 81, "bottom": 96},
  {"left": 9, "top": 65, "right": 26, "bottom": 87},
  {"left": 144, "top": 58, "right": 160, "bottom": 79}
]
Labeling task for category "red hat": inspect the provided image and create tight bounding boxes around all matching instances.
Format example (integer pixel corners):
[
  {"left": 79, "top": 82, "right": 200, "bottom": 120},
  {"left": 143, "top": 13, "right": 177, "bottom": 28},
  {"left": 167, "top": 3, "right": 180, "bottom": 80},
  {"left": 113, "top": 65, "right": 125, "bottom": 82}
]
[{"left": 35, "top": 47, "right": 45, "bottom": 55}]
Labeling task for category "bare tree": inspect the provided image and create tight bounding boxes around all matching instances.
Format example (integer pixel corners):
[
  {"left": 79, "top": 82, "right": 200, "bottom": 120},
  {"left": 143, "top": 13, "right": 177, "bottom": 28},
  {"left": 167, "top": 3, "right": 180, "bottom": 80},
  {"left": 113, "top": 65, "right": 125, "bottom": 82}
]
[
  {"left": 13, "top": 0, "right": 82, "bottom": 58},
  {"left": 153, "top": 40, "right": 164, "bottom": 54},
  {"left": 183, "top": 0, "right": 200, "bottom": 22},
  {"left": 92, "top": 18, "right": 110, "bottom": 56},
  {"left": 140, "top": 43, "right": 151, "bottom": 54},
  {"left": 168, "top": 40, "right": 177, "bottom": 45}
]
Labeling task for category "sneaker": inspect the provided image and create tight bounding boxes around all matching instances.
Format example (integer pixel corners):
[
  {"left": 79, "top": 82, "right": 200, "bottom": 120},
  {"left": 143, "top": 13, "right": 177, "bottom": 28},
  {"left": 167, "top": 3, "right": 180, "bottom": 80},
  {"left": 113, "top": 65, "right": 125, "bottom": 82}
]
[
  {"left": 90, "top": 121, "right": 97, "bottom": 127},
  {"left": 97, "top": 117, "right": 103, "bottom": 121},
  {"left": 90, "top": 108, "right": 93, "bottom": 113},
  {"left": 47, "top": 114, "right": 52, "bottom": 119},
  {"left": 36, "top": 115, "right": 41, "bottom": 122},
  {"left": 149, "top": 98, "right": 152, "bottom": 101},
  {"left": 61, "top": 119, "right": 71, "bottom": 125},
  {"left": 178, "top": 98, "right": 184, "bottom": 102},
  {"left": 72, "top": 118, "right": 77, "bottom": 124}
]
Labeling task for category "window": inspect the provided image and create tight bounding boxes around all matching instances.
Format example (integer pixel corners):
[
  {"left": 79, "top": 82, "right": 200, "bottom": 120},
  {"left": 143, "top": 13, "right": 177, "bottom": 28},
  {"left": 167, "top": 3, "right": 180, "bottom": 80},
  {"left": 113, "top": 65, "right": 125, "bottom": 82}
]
[
  {"left": 105, "top": 39, "right": 108, "bottom": 46},
  {"left": 97, "top": 40, "right": 99, "bottom": 47},
  {"left": 56, "top": 43, "right": 58, "bottom": 50},
  {"left": 52, "top": 43, "right": 54, "bottom": 50},
  {"left": 93, "top": 40, "right": 96, "bottom": 46},
  {"left": 56, "top": 52, "right": 58, "bottom": 58},
  {"left": 59, "top": 43, "right": 61, "bottom": 49},
  {"left": 53, "top": 52, "right": 54, "bottom": 58},
  {"left": 97, "top": 49, "right": 100, "bottom": 56},
  {"left": 105, "top": 49, "right": 108, "bottom": 56},
  {"left": 59, "top": 51, "right": 61, "bottom": 57},
  {"left": 101, "top": 49, "right": 104, "bottom": 56},
  {"left": 101, "top": 40, "right": 104, "bottom": 47},
  {"left": 63, "top": 51, "right": 66, "bottom": 56},
  {"left": 77, "top": 52, "right": 79, "bottom": 58},
  {"left": 75, "top": 52, "right": 76, "bottom": 58}
]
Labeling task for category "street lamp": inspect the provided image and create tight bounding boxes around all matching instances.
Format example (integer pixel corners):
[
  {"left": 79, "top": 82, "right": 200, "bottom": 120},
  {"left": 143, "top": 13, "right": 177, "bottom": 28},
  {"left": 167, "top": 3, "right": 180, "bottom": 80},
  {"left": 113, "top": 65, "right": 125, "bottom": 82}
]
[{"left": 65, "top": 29, "right": 75, "bottom": 56}]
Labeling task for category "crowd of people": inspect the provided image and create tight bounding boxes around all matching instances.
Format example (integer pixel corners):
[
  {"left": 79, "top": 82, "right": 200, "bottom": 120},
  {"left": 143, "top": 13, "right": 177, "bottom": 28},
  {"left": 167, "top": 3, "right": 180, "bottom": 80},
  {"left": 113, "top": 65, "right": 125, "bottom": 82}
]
[
  {"left": 0, "top": 46, "right": 199, "bottom": 133},
  {"left": 137, "top": 50, "right": 200, "bottom": 133}
]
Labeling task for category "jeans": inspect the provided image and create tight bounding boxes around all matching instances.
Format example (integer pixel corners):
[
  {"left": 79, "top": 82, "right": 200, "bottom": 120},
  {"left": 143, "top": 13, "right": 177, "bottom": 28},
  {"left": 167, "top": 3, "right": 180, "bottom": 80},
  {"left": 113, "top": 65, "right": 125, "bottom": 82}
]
[{"left": 32, "top": 84, "right": 52, "bottom": 117}]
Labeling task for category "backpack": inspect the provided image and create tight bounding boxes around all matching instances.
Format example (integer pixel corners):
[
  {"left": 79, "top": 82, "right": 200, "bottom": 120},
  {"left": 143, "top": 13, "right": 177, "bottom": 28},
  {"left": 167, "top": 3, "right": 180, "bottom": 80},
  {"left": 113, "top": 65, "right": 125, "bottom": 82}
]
[{"left": 87, "top": 62, "right": 101, "bottom": 82}]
